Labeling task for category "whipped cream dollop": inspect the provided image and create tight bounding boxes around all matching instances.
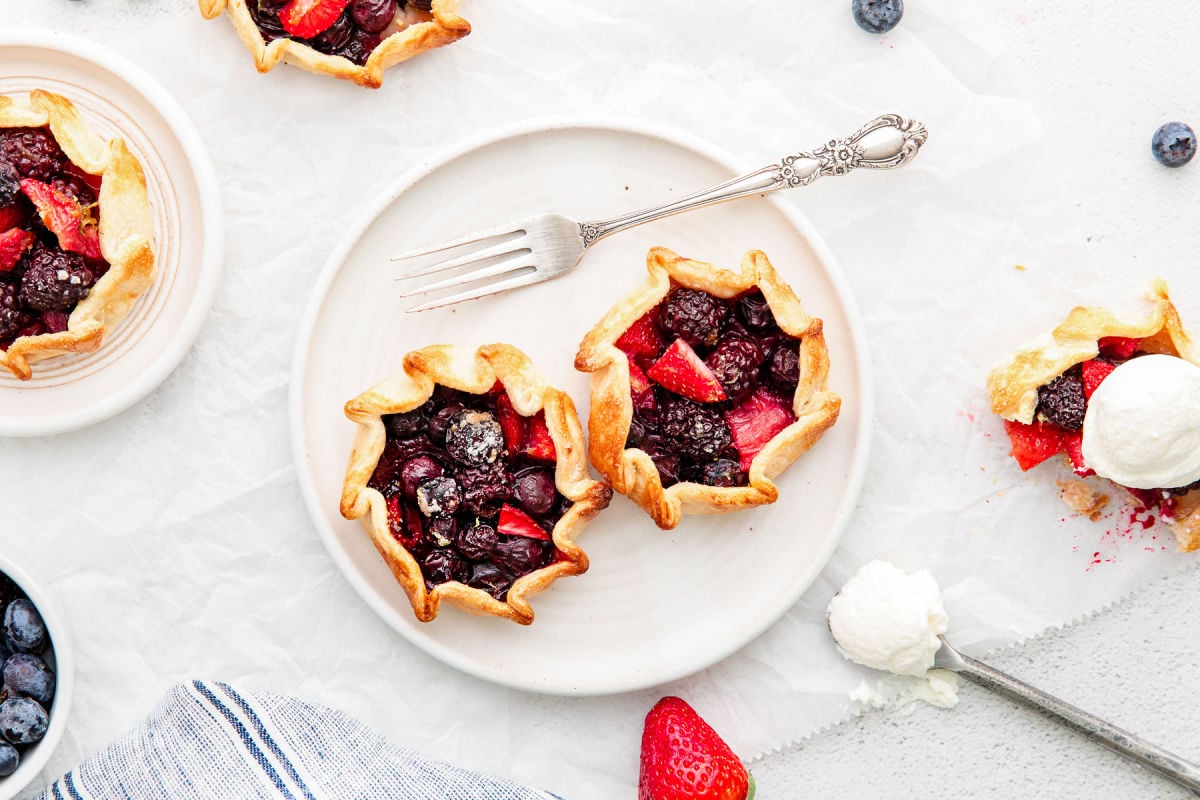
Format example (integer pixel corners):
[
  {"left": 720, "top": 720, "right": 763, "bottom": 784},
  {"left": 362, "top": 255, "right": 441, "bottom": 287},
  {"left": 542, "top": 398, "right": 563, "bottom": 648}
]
[
  {"left": 827, "top": 560, "right": 948, "bottom": 678},
  {"left": 1081, "top": 354, "right": 1200, "bottom": 489}
]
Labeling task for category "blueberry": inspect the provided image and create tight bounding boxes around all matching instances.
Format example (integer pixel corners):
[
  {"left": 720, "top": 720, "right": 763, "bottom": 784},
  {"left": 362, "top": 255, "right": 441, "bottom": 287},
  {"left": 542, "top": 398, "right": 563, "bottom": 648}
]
[
  {"left": 400, "top": 455, "right": 443, "bottom": 500},
  {"left": 852, "top": 0, "right": 903, "bottom": 34},
  {"left": 456, "top": 523, "right": 498, "bottom": 561},
  {"left": 492, "top": 538, "right": 551, "bottom": 576},
  {"left": 1151, "top": 121, "right": 1196, "bottom": 168},
  {"left": 469, "top": 562, "right": 514, "bottom": 599},
  {"left": 513, "top": 468, "right": 557, "bottom": 516},
  {"left": 3, "top": 653, "right": 54, "bottom": 705},
  {"left": 415, "top": 476, "right": 461, "bottom": 517},
  {"left": 421, "top": 549, "right": 468, "bottom": 586},
  {"left": 0, "top": 742, "right": 16, "bottom": 777},
  {"left": 0, "top": 697, "right": 47, "bottom": 745},
  {"left": 4, "top": 600, "right": 46, "bottom": 654},
  {"left": 427, "top": 515, "right": 458, "bottom": 547},
  {"left": 736, "top": 291, "right": 778, "bottom": 331}
]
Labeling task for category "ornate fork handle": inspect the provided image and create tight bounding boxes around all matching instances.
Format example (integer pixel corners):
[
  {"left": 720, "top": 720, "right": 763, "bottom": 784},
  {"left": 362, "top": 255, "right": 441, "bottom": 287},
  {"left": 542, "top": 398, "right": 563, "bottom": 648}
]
[{"left": 579, "top": 113, "right": 928, "bottom": 246}]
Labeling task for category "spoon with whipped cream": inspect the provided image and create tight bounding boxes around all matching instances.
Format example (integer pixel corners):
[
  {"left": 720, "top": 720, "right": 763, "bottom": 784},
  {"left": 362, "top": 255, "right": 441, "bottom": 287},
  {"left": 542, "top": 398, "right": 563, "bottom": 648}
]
[{"left": 828, "top": 560, "right": 1200, "bottom": 795}]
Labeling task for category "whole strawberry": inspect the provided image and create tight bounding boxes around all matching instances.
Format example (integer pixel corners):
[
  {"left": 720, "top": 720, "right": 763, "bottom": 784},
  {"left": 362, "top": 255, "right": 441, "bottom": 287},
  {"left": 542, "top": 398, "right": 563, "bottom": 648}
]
[{"left": 639, "top": 696, "right": 753, "bottom": 800}]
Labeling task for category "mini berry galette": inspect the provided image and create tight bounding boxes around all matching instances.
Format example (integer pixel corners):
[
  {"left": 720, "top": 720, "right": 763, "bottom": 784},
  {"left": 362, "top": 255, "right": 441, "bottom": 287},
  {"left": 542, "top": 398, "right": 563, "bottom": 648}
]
[
  {"left": 987, "top": 280, "right": 1200, "bottom": 551},
  {"left": 0, "top": 91, "right": 155, "bottom": 381},
  {"left": 575, "top": 247, "right": 842, "bottom": 530},
  {"left": 199, "top": 0, "right": 469, "bottom": 88},
  {"left": 340, "top": 344, "right": 612, "bottom": 624}
]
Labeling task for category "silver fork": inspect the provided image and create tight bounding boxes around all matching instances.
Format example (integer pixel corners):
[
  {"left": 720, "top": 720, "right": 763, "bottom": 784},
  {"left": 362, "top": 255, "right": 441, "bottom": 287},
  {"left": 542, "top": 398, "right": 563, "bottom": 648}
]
[{"left": 393, "top": 113, "right": 928, "bottom": 313}]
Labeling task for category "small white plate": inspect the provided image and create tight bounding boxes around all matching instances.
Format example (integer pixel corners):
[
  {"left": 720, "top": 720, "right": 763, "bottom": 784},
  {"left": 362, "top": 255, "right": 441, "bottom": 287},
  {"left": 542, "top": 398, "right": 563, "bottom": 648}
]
[
  {"left": 0, "top": 30, "right": 223, "bottom": 437},
  {"left": 291, "top": 118, "right": 872, "bottom": 695}
]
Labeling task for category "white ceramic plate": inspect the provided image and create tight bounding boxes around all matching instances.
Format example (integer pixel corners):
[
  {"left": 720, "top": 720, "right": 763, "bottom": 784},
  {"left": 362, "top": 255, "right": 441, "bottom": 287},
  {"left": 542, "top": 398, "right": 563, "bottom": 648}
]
[
  {"left": 291, "top": 119, "right": 871, "bottom": 695},
  {"left": 0, "top": 30, "right": 223, "bottom": 437}
]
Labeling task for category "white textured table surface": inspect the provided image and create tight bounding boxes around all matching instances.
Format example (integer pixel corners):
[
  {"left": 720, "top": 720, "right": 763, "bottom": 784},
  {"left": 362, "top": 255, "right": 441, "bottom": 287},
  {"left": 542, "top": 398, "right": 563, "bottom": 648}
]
[
  {"left": 761, "top": 3, "right": 1200, "bottom": 798},
  {"left": 3, "top": 2, "right": 1200, "bottom": 799}
]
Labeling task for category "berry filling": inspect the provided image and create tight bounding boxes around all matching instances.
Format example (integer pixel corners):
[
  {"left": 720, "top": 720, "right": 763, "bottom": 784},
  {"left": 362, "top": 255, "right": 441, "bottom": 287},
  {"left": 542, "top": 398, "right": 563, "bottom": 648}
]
[
  {"left": 248, "top": 0, "right": 432, "bottom": 66},
  {"left": 1002, "top": 343, "right": 1200, "bottom": 510},
  {"left": 0, "top": 127, "right": 108, "bottom": 350},
  {"left": 368, "top": 383, "right": 570, "bottom": 601},
  {"left": 617, "top": 286, "right": 800, "bottom": 489}
]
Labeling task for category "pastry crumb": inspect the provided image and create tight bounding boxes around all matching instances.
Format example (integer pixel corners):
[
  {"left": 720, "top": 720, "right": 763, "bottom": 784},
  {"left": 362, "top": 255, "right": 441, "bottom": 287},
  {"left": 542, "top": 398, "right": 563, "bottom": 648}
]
[
  {"left": 1057, "top": 479, "right": 1109, "bottom": 521},
  {"left": 1014, "top": 264, "right": 1027, "bottom": 271}
]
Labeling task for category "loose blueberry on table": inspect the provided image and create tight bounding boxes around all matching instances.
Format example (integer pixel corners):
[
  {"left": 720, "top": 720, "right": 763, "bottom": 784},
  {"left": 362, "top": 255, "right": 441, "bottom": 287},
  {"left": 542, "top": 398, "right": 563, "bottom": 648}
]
[
  {"left": 0, "top": 126, "right": 107, "bottom": 351},
  {"left": 0, "top": 574, "right": 56, "bottom": 778},
  {"left": 851, "top": 0, "right": 904, "bottom": 34},
  {"left": 1151, "top": 121, "right": 1196, "bottom": 168},
  {"left": 367, "top": 383, "right": 569, "bottom": 601},
  {"left": 249, "top": 0, "right": 433, "bottom": 66},
  {"left": 617, "top": 286, "right": 800, "bottom": 489},
  {"left": 1002, "top": 337, "right": 1200, "bottom": 517}
]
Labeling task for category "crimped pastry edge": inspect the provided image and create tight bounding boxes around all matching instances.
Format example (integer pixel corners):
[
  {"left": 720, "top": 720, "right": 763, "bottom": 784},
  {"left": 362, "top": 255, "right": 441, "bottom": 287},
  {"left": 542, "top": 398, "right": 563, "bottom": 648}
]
[
  {"left": 575, "top": 246, "right": 842, "bottom": 530},
  {"left": 199, "top": 0, "right": 470, "bottom": 89},
  {"left": 0, "top": 91, "right": 155, "bottom": 381},
  {"left": 986, "top": 279, "right": 1200, "bottom": 551},
  {"left": 340, "top": 343, "right": 612, "bottom": 625}
]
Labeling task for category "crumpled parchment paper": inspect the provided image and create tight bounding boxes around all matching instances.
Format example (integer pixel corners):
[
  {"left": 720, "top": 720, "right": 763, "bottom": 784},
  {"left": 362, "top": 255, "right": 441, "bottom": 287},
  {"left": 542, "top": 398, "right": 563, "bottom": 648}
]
[{"left": 3, "top": 1, "right": 1198, "bottom": 799}]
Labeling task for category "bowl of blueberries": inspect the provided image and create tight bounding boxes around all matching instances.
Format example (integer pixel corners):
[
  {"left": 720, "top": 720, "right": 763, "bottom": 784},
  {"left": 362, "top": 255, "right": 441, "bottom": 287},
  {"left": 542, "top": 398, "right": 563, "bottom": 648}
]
[{"left": 0, "top": 556, "right": 72, "bottom": 800}]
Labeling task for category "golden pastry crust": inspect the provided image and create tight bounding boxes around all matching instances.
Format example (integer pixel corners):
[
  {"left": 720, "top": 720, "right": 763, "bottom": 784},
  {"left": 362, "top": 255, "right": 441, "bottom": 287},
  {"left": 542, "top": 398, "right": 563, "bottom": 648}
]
[
  {"left": 199, "top": 0, "right": 470, "bottom": 89},
  {"left": 340, "top": 343, "right": 612, "bottom": 625},
  {"left": 987, "top": 280, "right": 1200, "bottom": 551},
  {"left": 0, "top": 91, "right": 155, "bottom": 381},
  {"left": 575, "top": 247, "right": 842, "bottom": 530}
]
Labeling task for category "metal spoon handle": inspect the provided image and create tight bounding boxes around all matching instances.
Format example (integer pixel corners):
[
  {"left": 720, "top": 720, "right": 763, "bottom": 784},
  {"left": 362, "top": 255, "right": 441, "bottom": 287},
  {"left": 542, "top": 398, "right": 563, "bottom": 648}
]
[{"left": 947, "top": 644, "right": 1200, "bottom": 795}]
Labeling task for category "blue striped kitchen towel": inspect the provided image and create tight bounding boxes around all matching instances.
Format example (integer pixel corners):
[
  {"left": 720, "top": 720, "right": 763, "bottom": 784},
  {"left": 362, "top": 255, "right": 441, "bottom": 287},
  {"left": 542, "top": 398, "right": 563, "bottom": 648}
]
[{"left": 38, "top": 680, "right": 560, "bottom": 800}]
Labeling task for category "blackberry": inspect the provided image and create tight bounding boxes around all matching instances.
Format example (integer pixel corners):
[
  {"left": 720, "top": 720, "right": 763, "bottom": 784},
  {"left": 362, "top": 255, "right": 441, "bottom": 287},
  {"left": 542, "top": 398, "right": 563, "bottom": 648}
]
[
  {"left": 445, "top": 409, "right": 504, "bottom": 466},
  {"left": 0, "top": 128, "right": 66, "bottom": 181},
  {"left": 421, "top": 549, "right": 468, "bottom": 586},
  {"left": 1036, "top": 365, "right": 1086, "bottom": 431},
  {"left": 705, "top": 336, "right": 764, "bottom": 403},
  {"left": 415, "top": 476, "right": 461, "bottom": 517},
  {"left": 736, "top": 291, "right": 778, "bottom": 331},
  {"left": 352, "top": 0, "right": 397, "bottom": 33},
  {"left": 456, "top": 523, "right": 498, "bottom": 560},
  {"left": 0, "top": 283, "right": 30, "bottom": 340},
  {"left": 0, "top": 160, "right": 19, "bottom": 207},
  {"left": 659, "top": 287, "right": 729, "bottom": 350},
  {"left": 458, "top": 461, "right": 513, "bottom": 516},
  {"left": 660, "top": 396, "right": 732, "bottom": 460},
  {"left": 768, "top": 343, "right": 800, "bottom": 394},
  {"left": 18, "top": 245, "right": 94, "bottom": 312}
]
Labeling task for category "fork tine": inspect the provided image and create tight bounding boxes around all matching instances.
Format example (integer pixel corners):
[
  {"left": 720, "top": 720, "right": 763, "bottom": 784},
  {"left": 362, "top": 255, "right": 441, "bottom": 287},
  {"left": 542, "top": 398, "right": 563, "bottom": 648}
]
[
  {"left": 397, "top": 252, "right": 534, "bottom": 298},
  {"left": 393, "top": 238, "right": 530, "bottom": 282},
  {"left": 404, "top": 267, "right": 544, "bottom": 314},
  {"left": 390, "top": 220, "right": 526, "bottom": 262}
]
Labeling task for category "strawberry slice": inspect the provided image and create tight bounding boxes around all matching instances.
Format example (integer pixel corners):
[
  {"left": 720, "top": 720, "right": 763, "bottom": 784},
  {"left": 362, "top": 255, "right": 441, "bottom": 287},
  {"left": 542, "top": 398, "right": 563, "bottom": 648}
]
[
  {"left": 0, "top": 229, "right": 34, "bottom": 272},
  {"left": 1061, "top": 431, "right": 1094, "bottom": 477},
  {"left": 498, "top": 504, "right": 551, "bottom": 541},
  {"left": 628, "top": 356, "right": 652, "bottom": 395},
  {"left": 724, "top": 386, "right": 795, "bottom": 471},
  {"left": 20, "top": 179, "right": 101, "bottom": 260},
  {"left": 494, "top": 392, "right": 526, "bottom": 453},
  {"left": 279, "top": 0, "right": 350, "bottom": 38},
  {"left": 522, "top": 412, "right": 557, "bottom": 462},
  {"left": 647, "top": 338, "right": 726, "bottom": 403},
  {"left": 1002, "top": 419, "right": 1066, "bottom": 470},
  {"left": 616, "top": 310, "right": 666, "bottom": 360},
  {"left": 1098, "top": 336, "right": 1140, "bottom": 359},
  {"left": 1081, "top": 358, "right": 1117, "bottom": 399}
]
